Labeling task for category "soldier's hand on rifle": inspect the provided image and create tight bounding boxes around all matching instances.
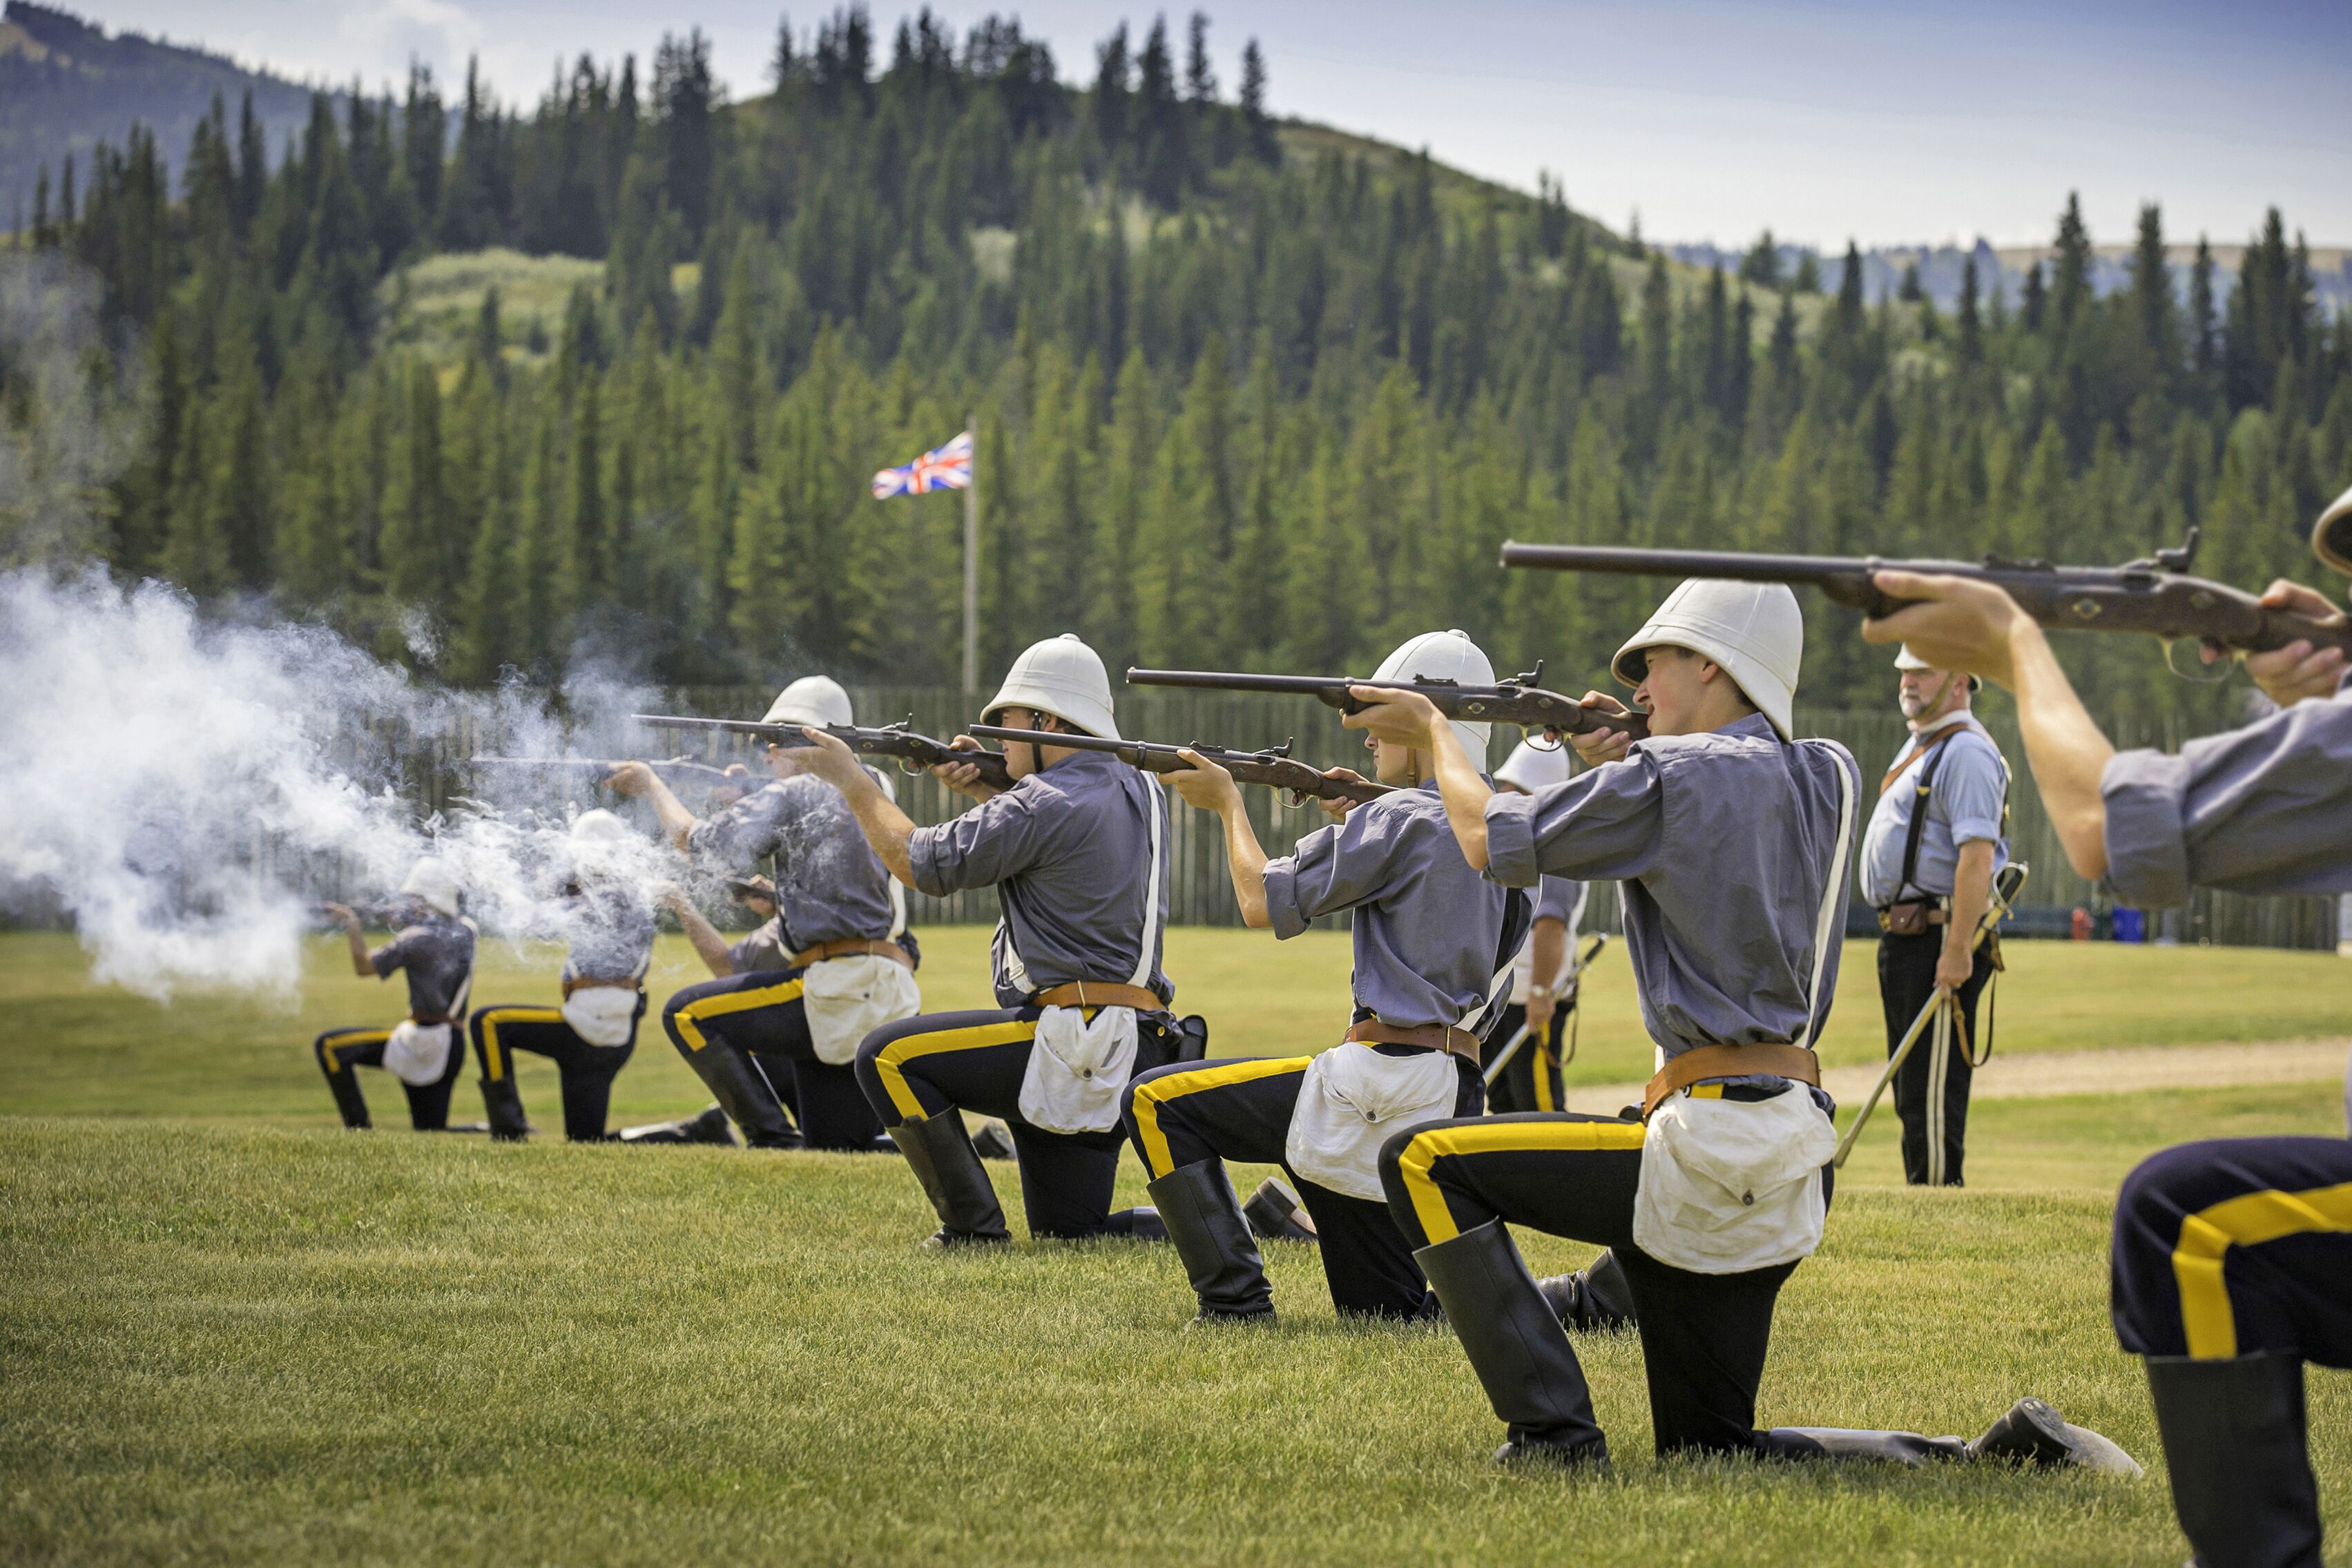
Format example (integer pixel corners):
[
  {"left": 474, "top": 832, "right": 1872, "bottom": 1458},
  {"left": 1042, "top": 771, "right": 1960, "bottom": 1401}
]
[
  {"left": 604, "top": 760, "right": 658, "bottom": 797},
  {"left": 2220, "top": 579, "right": 2348, "bottom": 708},
  {"left": 318, "top": 902, "right": 360, "bottom": 932},
  {"left": 934, "top": 736, "right": 1005, "bottom": 802},
  {"left": 1568, "top": 694, "right": 1636, "bottom": 765},
  {"left": 1163, "top": 749, "right": 1243, "bottom": 814},
  {"left": 793, "top": 726, "right": 871, "bottom": 796},
  {"left": 1860, "top": 570, "right": 2034, "bottom": 688},
  {"left": 1312, "top": 767, "right": 1369, "bottom": 820},
  {"left": 1341, "top": 686, "right": 1441, "bottom": 749}
]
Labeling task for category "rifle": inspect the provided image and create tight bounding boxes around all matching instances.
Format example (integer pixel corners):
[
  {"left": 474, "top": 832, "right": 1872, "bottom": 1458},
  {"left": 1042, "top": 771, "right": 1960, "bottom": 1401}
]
[
  {"left": 1124, "top": 664, "right": 1650, "bottom": 742},
  {"left": 467, "top": 755, "right": 748, "bottom": 788},
  {"left": 633, "top": 714, "right": 1016, "bottom": 793},
  {"left": 966, "top": 726, "right": 1396, "bottom": 805},
  {"left": 1498, "top": 529, "right": 2352, "bottom": 665}
]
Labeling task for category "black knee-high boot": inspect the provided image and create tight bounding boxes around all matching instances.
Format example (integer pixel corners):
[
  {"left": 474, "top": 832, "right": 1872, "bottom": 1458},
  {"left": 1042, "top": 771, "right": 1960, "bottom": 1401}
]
[
  {"left": 1415, "top": 1219, "right": 1608, "bottom": 1465},
  {"left": 318, "top": 1048, "right": 372, "bottom": 1129},
  {"left": 1146, "top": 1161, "right": 1274, "bottom": 1323},
  {"left": 689, "top": 1042, "right": 802, "bottom": 1149},
  {"left": 2146, "top": 1353, "right": 2322, "bottom": 1568},
  {"left": 1764, "top": 1397, "right": 2139, "bottom": 1471},
  {"left": 1538, "top": 1246, "right": 1637, "bottom": 1333},
  {"left": 479, "top": 1074, "right": 529, "bottom": 1141},
  {"left": 889, "top": 1113, "right": 1010, "bottom": 1247}
]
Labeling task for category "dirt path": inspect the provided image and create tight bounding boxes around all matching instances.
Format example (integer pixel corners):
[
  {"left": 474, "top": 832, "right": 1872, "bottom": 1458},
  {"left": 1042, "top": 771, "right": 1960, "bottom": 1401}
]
[{"left": 1562, "top": 1038, "right": 2351, "bottom": 1116}]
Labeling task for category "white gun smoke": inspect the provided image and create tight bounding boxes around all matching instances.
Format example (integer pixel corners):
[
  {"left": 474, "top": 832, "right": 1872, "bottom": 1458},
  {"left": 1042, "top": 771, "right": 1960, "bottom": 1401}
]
[
  {"left": 0, "top": 566, "right": 702, "bottom": 1000},
  {"left": 0, "top": 254, "right": 709, "bottom": 1000}
]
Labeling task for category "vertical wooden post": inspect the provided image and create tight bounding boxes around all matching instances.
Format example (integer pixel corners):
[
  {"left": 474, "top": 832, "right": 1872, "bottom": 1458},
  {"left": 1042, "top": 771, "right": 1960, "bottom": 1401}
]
[{"left": 962, "top": 416, "right": 979, "bottom": 698}]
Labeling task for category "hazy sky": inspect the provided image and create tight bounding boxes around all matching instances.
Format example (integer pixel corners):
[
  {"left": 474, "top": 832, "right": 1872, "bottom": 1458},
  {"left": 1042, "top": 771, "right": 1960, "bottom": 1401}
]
[{"left": 80, "top": 0, "right": 2352, "bottom": 249}]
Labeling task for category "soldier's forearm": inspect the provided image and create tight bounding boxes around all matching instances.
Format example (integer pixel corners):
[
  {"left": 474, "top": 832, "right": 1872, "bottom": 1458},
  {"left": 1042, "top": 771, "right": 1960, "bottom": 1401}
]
[
  {"left": 2009, "top": 622, "right": 2114, "bottom": 880},
  {"left": 1216, "top": 799, "right": 1273, "bottom": 929},
  {"left": 1947, "top": 841, "right": 1996, "bottom": 961}
]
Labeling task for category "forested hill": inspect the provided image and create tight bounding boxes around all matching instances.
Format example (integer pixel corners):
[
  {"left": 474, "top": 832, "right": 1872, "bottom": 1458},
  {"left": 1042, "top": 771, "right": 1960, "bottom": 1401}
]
[
  {"left": 5, "top": 7, "right": 2349, "bottom": 730},
  {"left": 0, "top": 2, "right": 340, "bottom": 230}
]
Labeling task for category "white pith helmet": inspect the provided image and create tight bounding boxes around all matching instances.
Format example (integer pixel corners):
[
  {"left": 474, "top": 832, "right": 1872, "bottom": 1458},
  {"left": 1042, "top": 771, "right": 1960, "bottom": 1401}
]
[
  {"left": 2313, "top": 482, "right": 2352, "bottom": 575},
  {"left": 984, "top": 633, "right": 1120, "bottom": 739},
  {"left": 1373, "top": 629, "right": 1494, "bottom": 764},
  {"left": 398, "top": 857, "right": 461, "bottom": 917},
  {"left": 570, "top": 809, "right": 633, "bottom": 846},
  {"left": 762, "top": 675, "right": 854, "bottom": 728},
  {"left": 1893, "top": 643, "right": 1980, "bottom": 693},
  {"left": 1494, "top": 737, "right": 1573, "bottom": 793},
  {"left": 1612, "top": 580, "right": 1803, "bottom": 739}
]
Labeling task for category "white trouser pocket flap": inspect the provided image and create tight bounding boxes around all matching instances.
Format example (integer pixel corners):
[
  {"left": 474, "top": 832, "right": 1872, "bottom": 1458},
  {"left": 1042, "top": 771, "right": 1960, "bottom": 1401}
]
[
  {"left": 383, "top": 1020, "right": 454, "bottom": 1086},
  {"left": 1018, "top": 1005, "right": 1138, "bottom": 1134},
  {"left": 1285, "top": 1044, "right": 1460, "bottom": 1202},
  {"left": 1632, "top": 1087, "right": 1836, "bottom": 1275},
  {"left": 801, "top": 954, "right": 923, "bottom": 1065}
]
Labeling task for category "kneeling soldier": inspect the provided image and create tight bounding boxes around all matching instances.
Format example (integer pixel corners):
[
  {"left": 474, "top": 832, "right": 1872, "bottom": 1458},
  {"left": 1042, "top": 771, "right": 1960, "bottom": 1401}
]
[
  {"left": 314, "top": 858, "right": 476, "bottom": 1131},
  {"left": 1863, "top": 481, "right": 2352, "bottom": 1566},
  {"left": 799, "top": 635, "right": 1184, "bottom": 1246},
  {"left": 470, "top": 811, "right": 717, "bottom": 1143},
  {"left": 1123, "top": 631, "right": 1529, "bottom": 1324},
  {"left": 1357, "top": 581, "right": 2131, "bottom": 1472},
  {"left": 616, "top": 676, "right": 921, "bottom": 1152}
]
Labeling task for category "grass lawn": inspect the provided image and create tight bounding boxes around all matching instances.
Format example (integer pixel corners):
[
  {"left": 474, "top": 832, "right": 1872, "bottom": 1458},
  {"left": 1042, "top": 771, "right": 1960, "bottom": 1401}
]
[
  {"left": 2, "top": 930, "right": 2349, "bottom": 1564},
  {"left": 6, "top": 927, "right": 2351, "bottom": 1124}
]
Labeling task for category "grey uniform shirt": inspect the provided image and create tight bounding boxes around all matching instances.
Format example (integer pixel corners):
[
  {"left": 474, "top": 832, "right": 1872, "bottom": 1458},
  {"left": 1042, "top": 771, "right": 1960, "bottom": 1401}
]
[
  {"left": 2103, "top": 672, "right": 2352, "bottom": 909},
  {"left": 1484, "top": 713, "right": 1858, "bottom": 1063},
  {"left": 371, "top": 913, "right": 477, "bottom": 1020},
  {"left": 555, "top": 884, "right": 657, "bottom": 988},
  {"left": 688, "top": 774, "right": 903, "bottom": 951},
  {"left": 1858, "top": 719, "right": 2010, "bottom": 907},
  {"left": 909, "top": 749, "right": 1173, "bottom": 1009},
  {"left": 1262, "top": 779, "right": 1529, "bottom": 1032},
  {"left": 729, "top": 916, "right": 794, "bottom": 974}
]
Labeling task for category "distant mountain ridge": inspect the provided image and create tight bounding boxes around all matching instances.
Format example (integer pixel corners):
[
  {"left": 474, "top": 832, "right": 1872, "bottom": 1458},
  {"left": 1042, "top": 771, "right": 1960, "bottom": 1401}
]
[
  {"left": 0, "top": 1, "right": 343, "bottom": 228},
  {"left": 1666, "top": 235, "right": 2352, "bottom": 318}
]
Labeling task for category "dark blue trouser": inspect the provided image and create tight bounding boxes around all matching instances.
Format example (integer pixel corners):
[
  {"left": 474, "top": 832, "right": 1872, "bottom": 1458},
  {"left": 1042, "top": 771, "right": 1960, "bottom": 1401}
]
[
  {"left": 664, "top": 967, "right": 882, "bottom": 1150},
  {"left": 855, "top": 1006, "right": 1126, "bottom": 1240},
  {"left": 1124, "top": 1047, "right": 1481, "bottom": 1319},
  {"left": 2112, "top": 1135, "right": 2352, "bottom": 1364},
  {"left": 314, "top": 1023, "right": 466, "bottom": 1130}
]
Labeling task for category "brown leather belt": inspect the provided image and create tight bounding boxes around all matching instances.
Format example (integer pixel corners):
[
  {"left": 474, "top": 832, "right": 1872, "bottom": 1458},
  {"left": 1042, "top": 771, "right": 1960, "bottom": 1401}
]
[
  {"left": 1030, "top": 981, "right": 1164, "bottom": 1012},
  {"left": 408, "top": 1010, "right": 461, "bottom": 1027},
  {"left": 561, "top": 976, "right": 643, "bottom": 1000},
  {"left": 1877, "top": 901, "right": 1949, "bottom": 933},
  {"left": 1641, "top": 1043, "right": 1820, "bottom": 1121},
  {"left": 792, "top": 938, "right": 914, "bottom": 971},
  {"left": 1345, "top": 1017, "right": 1481, "bottom": 1063}
]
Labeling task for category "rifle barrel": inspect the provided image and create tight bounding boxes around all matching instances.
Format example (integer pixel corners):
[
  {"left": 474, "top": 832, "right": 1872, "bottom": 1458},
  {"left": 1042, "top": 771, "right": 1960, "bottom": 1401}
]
[{"left": 968, "top": 726, "right": 1391, "bottom": 804}]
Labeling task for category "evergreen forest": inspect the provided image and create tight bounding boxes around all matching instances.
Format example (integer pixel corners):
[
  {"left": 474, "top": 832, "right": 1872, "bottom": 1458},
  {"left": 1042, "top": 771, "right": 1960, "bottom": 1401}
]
[{"left": 6, "top": 5, "right": 2351, "bottom": 729}]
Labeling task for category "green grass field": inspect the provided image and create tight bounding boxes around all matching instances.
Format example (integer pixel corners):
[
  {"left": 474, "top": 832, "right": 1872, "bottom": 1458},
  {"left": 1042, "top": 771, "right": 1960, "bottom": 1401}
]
[{"left": 3, "top": 929, "right": 2349, "bottom": 1564}]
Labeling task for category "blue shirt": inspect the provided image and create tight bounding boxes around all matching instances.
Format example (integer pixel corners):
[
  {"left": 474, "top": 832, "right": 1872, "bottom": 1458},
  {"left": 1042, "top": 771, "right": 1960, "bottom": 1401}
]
[
  {"left": 909, "top": 749, "right": 1173, "bottom": 1009},
  {"left": 1483, "top": 713, "right": 1858, "bottom": 1061},
  {"left": 1857, "top": 718, "right": 2010, "bottom": 907},
  {"left": 2103, "top": 672, "right": 2352, "bottom": 907},
  {"left": 1262, "top": 779, "right": 1528, "bottom": 1032},
  {"left": 688, "top": 773, "right": 903, "bottom": 950}
]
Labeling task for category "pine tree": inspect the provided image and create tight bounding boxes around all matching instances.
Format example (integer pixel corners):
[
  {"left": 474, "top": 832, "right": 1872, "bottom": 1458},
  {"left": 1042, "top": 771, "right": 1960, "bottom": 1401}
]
[{"left": 1238, "top": 40, "right": 1277, "bottom": 165}]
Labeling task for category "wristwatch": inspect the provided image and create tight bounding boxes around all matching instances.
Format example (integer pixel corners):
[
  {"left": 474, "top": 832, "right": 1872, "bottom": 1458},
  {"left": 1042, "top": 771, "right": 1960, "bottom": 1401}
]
[{"left": 1527, "top": 984, "right": 1556, "bottom": 1002}]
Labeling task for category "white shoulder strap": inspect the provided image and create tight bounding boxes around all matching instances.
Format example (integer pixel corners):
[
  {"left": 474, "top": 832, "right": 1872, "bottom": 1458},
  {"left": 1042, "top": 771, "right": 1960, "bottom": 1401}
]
[
  {"left": 1791, "top": 744, "right": 1857, "bottom": 1053},
  {"left": 1128, "top": 778, "right": 1166, "bottom": 989}
]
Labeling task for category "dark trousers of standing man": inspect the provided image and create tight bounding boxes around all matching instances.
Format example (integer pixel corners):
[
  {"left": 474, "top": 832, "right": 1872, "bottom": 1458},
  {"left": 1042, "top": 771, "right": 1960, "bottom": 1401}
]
[
  {"left": 1482, "top": 1002, "right": 1568, "bottom": 1115},
  {"left": 1876, "top": 931, "right": 1994, "bottom": 1187}
]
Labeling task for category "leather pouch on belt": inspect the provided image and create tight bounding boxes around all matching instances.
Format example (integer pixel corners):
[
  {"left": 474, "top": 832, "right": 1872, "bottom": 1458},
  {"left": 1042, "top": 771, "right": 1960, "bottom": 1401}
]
[{"left": 1882, "top": 902, "right": 1931, "bottom": 937}]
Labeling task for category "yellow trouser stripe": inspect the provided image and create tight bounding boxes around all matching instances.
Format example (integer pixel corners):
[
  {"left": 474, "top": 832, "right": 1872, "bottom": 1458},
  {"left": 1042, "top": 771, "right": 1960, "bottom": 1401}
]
[
  {"left": 673, "top": 978, "right": 806, "bottom": 1052},
  {"left": 874, "top": 1018, "right": 1039, "bottom": 1121},
  {"left": 478, "top": 1007, "right": 566, "bottom": 1081},
  {"left": 2174, "top": 1180, "right": 2352, "bottom": 1358},
  {"left": 1532, "top": 1043, "right": 1556, "bottom": 1112},
  {"left": 319, "top": 1029, "right": 391, "bottom": 1073},
  {"left": 1397, "top": 1118, "right": 1647, "bottom": 1246},
  {"left": 1129, "top": 1056, "right": 1314, "bottom": 1179}
]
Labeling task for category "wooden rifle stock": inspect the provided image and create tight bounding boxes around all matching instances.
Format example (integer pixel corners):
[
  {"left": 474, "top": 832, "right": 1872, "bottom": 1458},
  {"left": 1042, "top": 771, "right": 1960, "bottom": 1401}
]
[
  {"left": 1498, "top": 532, "right": 2352, "bottom": 660},
  {"left": 633, "top": 714, "right": 1015, "bottom": 792},
  {"left": 1124, "top": 666, "right": 1649, "bottom": 742},
  {"left": 967, "top": 726, "right": 1395, "bottom": 804}
]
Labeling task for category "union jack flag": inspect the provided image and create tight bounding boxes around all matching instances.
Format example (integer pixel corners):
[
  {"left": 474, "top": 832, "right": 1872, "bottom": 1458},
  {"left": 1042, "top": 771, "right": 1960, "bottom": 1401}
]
[{"left": 871, "top": 431, "right": 972, "bottom": 499}]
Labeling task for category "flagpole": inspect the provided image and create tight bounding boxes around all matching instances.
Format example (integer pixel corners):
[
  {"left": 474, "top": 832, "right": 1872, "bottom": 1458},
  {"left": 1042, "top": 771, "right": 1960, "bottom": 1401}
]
[{"left": 962, "top": 414, "right": 979, "bottom": 698}]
